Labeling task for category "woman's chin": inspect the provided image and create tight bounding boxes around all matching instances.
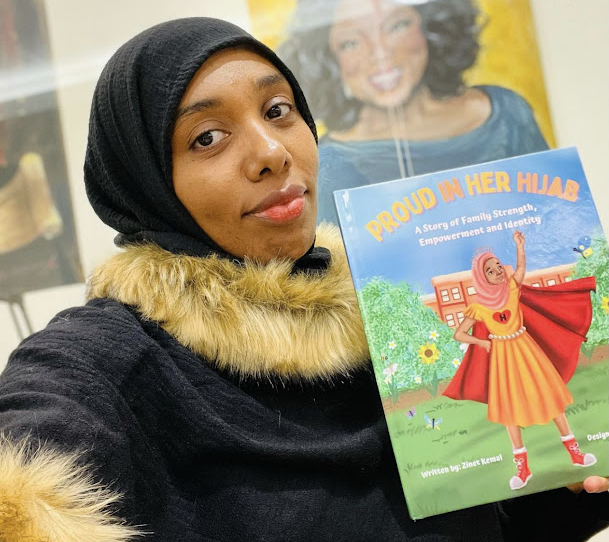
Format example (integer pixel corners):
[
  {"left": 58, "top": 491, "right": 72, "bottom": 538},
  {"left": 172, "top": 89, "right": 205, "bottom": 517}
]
[
  {"left": 279, "top": 236, "right": 317, "bottom": 263},
  {"left": 247, "top": 229, "right": 317, "bottom": 264},
  {"left": 359, "top": 85, "right": 420, "bottom": 110}
]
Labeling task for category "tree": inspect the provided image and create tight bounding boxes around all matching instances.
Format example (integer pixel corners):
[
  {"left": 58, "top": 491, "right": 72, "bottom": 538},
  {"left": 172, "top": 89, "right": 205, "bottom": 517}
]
[
  {"left": 572, "top": 235, "right": 609, "bottom": 358},
  {"left": 358, "top": 279, "right": 463, "bottom": 400}
]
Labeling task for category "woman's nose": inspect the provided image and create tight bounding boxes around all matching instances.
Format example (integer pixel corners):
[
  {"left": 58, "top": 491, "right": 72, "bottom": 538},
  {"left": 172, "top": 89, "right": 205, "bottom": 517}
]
[
  {"left": 373, "top": 31, "right": 395, "bottom": 64},
  {"left": 367, "top": 18, "right": 391, "bottom": 65},
  {"left": 244, "top": 121, "right": 292, "bottom": 182}
]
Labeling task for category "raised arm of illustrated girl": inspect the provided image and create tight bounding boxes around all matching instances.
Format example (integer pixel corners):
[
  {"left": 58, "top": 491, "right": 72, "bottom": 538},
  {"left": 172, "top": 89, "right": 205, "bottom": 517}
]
[
  {"left": 512, "top": 230, "right": 526, "bottom": 286},
  {"left": 454, "top": 317, "right": 491, "bottom": 353}
]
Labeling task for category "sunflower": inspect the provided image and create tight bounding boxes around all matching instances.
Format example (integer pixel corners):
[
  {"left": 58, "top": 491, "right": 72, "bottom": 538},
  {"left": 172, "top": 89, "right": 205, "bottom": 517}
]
[
  {"left": 601, "top": 296, "right": 609, "bottom": 315},
  {"left": 418, "top": 342, "right": 440, "bottom": 365}
]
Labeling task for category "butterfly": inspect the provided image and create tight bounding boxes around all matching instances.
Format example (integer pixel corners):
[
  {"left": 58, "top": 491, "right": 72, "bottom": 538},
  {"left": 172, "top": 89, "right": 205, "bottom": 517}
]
[
  {"left": 405, "top": 407, "right": 416, "bottom": 419},
  {"left": 573, "top": 235, "right": 593, "bottom": 259},
  {"left": 424, "top": 413, "right": 442, "bottom": 430}
]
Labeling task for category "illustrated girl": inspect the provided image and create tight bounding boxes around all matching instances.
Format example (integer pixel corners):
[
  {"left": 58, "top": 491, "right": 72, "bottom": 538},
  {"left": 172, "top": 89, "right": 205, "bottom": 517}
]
[{"left": 444, "top": 230, "right": 597, "bottom": 490}]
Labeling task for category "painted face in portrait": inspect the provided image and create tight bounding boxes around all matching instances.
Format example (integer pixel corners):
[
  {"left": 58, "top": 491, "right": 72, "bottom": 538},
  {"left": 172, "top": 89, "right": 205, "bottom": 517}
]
[
  {"left": 329, "top": 0, "right": 429, "bottom": 109},
  {"left": 171, "top": 48, "right": 319, "bottom": 264},
  {"left": 483, "top": 257, "right": 506, "bottom": 285}
]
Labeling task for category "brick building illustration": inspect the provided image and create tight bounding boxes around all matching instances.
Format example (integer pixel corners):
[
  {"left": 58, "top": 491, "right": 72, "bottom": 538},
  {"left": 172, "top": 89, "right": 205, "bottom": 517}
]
[{"left": 421, "top": 263, "right": 575, "bottom": 328}]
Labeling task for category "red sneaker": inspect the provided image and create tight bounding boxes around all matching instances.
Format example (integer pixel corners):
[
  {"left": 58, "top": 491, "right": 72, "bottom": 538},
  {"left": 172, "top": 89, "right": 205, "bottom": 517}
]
[
  {"left": 509, "top": 450, "right": 532, "bottom": 490},
  {"left": 562, "top": 437, "right": 597, "bottom": 467}
]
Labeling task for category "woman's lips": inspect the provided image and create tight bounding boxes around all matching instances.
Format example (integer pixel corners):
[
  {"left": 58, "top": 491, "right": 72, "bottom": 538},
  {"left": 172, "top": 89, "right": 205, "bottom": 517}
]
[
  {"left": 369, "top": 67, "right": 402, "bottom": 92},
  {"left": 249, "top": 184, "right": 306, "bottom": 222},
  {"left": 253, "top": 196, "right": 305, "bottom": 221}
]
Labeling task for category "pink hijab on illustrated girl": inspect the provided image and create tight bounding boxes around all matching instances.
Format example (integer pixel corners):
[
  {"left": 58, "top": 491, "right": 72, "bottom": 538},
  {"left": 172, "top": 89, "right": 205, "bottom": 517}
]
[{"left": 471, "top": 251, "right": 509, "bottom": 309}]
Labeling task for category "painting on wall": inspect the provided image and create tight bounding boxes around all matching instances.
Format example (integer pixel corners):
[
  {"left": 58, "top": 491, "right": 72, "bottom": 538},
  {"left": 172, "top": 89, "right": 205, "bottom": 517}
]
[
  {"left": 247, "top": 0, "right": 557, "bottom": 225},
  {"left": 0, "top": 0, "right": 83, "bottom": 337}
]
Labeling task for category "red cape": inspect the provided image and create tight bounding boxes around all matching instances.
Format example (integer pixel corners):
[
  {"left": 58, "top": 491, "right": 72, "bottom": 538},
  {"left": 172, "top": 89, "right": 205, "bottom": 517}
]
[{"left": 442, "top": 276, "right": 596, "bottom": 404}]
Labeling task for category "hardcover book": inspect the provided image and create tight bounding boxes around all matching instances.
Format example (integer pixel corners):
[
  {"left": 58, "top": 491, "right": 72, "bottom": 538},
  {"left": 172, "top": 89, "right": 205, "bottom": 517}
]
[{"left": 333, "top": 147, "right": 609, "bottom": 519}]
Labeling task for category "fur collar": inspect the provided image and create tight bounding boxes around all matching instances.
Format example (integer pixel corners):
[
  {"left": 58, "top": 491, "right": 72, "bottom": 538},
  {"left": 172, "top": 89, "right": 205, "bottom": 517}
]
[{"left": 87, "top": 224, "right": 369, "bottom": 379}]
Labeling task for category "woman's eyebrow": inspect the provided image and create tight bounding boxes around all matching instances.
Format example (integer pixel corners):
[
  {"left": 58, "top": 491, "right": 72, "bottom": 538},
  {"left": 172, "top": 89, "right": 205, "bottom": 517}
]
[
  {"left": 175, "top": 98, "right": 222, "bottom": 123},
  {"left": 256, "top": 73, "right": 288, "bottom": 91},
  {"left": 174, "top": 74, "right": 286, "bottom": 124}
]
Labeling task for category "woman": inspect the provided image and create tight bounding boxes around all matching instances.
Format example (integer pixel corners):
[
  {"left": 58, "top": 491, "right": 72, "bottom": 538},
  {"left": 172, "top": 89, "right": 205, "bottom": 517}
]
[
  {"left": 0, "top": 17, "right": 606, "bottom": 542},
  {"left": 277, "top": 0, "right": 550, "bottom": 224},
  {"left": 446, "top": 232, "right": 597, "bottom": 491}
]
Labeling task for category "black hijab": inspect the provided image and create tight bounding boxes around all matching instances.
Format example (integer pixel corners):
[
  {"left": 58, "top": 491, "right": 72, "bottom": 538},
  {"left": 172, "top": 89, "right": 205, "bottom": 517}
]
[{"left": 84, "top": 17, "right": 329, "bottom": 269}]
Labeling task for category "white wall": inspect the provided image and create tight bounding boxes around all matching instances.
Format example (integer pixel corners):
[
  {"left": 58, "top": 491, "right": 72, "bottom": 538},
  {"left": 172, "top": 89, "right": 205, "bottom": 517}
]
[{"left": 1, "top": 0, "right": 608, "bottom": 368}]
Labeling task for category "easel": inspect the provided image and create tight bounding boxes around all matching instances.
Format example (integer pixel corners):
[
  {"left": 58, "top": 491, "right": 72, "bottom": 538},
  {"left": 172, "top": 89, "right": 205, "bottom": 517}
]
[{"left": 1, "top": 292, "right": 34, "bottom": 340}]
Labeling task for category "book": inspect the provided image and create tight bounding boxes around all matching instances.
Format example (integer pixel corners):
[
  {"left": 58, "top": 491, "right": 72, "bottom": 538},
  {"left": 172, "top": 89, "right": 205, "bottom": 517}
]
[{"left": 333, "top": 147, "right": 609, "bottom": 519}]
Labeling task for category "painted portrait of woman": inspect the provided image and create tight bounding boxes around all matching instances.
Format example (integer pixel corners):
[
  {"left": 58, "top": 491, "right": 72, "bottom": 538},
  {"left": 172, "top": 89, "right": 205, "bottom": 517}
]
[{"left": 249, "top": 0, "right": 554, "bottom": 224}]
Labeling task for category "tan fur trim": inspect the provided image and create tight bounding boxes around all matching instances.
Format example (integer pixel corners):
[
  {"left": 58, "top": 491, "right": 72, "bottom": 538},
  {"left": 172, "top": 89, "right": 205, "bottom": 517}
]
[
  {"left": 0, "top": 436, "right": 142, "bottom": 542},
  {"left": 87, "top": 224, "right": 369, "bottom": 379}
]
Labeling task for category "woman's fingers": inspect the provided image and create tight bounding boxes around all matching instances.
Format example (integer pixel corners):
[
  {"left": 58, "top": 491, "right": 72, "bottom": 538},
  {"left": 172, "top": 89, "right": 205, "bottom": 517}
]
[{"left": 583, "top": 476, "right": 609, "bottom": 493}]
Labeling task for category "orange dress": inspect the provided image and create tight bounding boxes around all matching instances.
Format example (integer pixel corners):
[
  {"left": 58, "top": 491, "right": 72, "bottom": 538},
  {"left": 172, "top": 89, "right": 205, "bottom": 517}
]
[{"left": 464, "top": 277, "right": 573, "bottom": 426}]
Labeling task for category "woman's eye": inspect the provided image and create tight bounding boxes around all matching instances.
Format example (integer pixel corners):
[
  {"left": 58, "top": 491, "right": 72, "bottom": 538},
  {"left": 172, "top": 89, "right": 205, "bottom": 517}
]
[
  {"left": 265, "top": 103, "right": 292, "bottom": 120},
  {"left": 388, "top": 18, "right": 412, "bottom": 32},
  {"left": 338, "top": 38, "right": 359, "bottom": 52},
  {"left": 193, "top": 129, "right": 226, "bottom": 148}
]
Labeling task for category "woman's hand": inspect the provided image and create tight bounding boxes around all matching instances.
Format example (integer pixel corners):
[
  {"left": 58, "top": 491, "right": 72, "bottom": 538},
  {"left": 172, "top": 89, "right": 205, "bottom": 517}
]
[
  {"left": 568, "top": 476, "right": 609, "bottom": 494},
  {"left": 584, "top": 476, "right": 609, "bottom": 493},
  {"left": 513, "top": 230, "right": 525, "bottom": 248}
]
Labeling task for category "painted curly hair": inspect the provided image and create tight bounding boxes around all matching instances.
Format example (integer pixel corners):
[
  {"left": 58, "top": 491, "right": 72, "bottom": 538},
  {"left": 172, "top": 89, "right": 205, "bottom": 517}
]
[{"left": 277, "top": 0, "right": 482, "bottom": 132}]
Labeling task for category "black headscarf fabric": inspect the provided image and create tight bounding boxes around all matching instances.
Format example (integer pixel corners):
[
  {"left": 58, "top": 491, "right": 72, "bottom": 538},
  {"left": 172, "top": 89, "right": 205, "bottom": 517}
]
[{"left": 84, "top": 17, "right": 329, "bottom": 267}]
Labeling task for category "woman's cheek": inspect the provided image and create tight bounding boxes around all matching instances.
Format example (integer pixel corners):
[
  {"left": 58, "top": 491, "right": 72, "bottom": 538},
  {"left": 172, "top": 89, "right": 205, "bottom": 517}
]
[
  {"left": 338, "top": 54, "right": 361, "bottom": 79},
  {"left": 391, "top": 27, "right": 427, "bottom": 54}
]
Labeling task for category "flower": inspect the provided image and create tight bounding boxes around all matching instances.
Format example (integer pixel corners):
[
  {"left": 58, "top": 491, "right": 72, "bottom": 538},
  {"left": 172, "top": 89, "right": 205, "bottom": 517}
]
[
  {"left": 429, "top": 330, "right": 439, "bottom": 341},
  {"left": 414, "top": 375, "right": 422, "bottom": 384},
  {"left": 459, "top": 343, "right": 470, "bottom": 352},
  {"left": 418, "top": 342, "right": 440, "bottom": 365},
  {"left": 388, "top": 340, "right": 397, "bottom": 350},
  {"left": 383, "top": 363, "right": 398, "bottom": 378},
  {"left": 452, "top": 358, "right": 461, "bottom": 368},
  {"left": 601, "top": 296, "right": 609, "bottom": 315},
  {"left": 384, "top": 376, "right": 392, "bottom": 384}
]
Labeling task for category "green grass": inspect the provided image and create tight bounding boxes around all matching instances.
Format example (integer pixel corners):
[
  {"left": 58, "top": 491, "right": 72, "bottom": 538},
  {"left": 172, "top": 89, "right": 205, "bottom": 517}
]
[{"left": 386, "top": 360, "right": 609, "bottom": 519}]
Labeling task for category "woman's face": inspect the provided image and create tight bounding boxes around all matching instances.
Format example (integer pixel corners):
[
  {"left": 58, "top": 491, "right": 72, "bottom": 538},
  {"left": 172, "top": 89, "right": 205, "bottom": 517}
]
[
  {"left": 483, "top": 257, "right": 506, "bottom": 285},
  {"left": 329, "top": 0, "right": 428, "bottom": 109},
  {"left": 172, "top": 48, "right": 318, "bottom": 263}
]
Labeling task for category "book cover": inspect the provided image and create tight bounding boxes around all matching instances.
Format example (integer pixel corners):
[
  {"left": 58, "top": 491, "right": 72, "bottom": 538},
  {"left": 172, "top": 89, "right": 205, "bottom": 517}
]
[{"left": 333, "top": 147, "right": 609, "bottom": 519}]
